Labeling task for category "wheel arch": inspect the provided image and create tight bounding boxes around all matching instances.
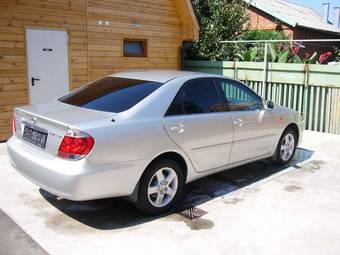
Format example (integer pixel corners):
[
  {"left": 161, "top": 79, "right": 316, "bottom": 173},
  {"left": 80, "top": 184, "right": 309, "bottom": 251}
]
[
  {"left": 127, "top": 151, "right": 189, "bottom": 203},
  {"left": 145, "top": 151, "right": 188, "bottom": 183},
  {"left": 284, "top": 122, "right": 300, "bottom": 142}
]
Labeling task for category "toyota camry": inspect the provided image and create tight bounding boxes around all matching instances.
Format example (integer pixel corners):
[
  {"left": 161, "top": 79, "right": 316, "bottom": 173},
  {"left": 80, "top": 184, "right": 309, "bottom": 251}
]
[{"left": 8, "top": 70, "right": 303, "bottom": 214}]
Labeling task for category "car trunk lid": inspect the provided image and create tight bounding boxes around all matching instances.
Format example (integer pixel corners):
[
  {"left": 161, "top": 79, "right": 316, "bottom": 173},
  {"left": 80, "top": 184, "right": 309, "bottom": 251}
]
[{"left": 14, "top": 100, "right": 115, "bottom": 158}]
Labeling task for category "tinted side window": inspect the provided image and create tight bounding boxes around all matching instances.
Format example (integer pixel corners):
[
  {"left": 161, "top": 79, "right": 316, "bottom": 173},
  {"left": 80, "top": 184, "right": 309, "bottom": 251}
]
[
  {"left": 215, "top": 79, "right": 263, "bottom": 111},
  {"left": 59, "top": 77, "right": 162, "bottom": 113},
  {"left": 166, "top": 79, "right": 226, "bottom": 116}
]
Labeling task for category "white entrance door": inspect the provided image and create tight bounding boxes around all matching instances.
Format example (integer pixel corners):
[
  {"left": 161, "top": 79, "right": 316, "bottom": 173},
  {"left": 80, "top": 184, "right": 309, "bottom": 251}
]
[{"left": 26, "top": 28, "right": 70, "bottom": 104}]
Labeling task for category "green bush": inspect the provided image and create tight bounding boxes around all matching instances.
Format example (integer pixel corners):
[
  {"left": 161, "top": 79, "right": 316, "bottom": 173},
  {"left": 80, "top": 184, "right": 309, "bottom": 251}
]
[
  {"left": 236, "top": 30, "right": 289, "bottom": 61},
  {"left": 240, "top": 29, "right": 289, "bottom": 41}
]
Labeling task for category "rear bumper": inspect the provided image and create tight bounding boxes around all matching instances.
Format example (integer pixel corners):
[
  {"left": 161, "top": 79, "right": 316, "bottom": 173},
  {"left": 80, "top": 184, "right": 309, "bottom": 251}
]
[{"left": 7, "top": 136, "right": 147, "bottom": 201}]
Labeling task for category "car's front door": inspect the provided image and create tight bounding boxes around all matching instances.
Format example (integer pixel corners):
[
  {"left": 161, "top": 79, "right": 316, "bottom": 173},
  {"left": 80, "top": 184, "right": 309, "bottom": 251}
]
[
  {"left": 163, "top": 78, "right": 233, "bottom": 173},
  {"left": 215, "top": 78, "right": 278, "bottom": 164}
]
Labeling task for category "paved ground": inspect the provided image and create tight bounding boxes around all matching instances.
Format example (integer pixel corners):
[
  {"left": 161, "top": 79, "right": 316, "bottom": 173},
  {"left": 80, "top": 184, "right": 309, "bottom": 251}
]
[
  {"left": 0, "top": 209, "right": 47, "bottom": 255},
  {"left": 0, "top": 131, "right": 340, "bottom": 255}
]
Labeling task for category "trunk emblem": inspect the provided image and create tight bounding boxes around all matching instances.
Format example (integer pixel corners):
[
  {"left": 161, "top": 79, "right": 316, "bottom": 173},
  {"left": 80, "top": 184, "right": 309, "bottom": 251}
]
[{"left": 29, "top": 117, "right": 37, "bottom": 125}]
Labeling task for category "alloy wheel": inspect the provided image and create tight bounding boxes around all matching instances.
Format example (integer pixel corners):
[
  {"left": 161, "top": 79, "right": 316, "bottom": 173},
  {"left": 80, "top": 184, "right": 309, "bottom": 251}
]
[
  {"left": 147, "top": 167, "right": 178, "bottom": 208},
  {"left": 280, "top": 133, "right": 295, "bottom": 161}
]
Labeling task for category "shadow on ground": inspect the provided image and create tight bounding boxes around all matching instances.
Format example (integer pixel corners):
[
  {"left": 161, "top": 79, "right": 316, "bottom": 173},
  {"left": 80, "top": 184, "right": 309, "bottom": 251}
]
[{"left": 40, "top": 148, "right": 313, "bottom": 230}]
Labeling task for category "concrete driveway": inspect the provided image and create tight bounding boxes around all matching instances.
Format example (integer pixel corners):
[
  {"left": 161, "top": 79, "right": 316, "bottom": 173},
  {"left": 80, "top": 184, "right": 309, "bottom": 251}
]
[{"left": 0, "top": 131, "right": 340, "bottom": 255}]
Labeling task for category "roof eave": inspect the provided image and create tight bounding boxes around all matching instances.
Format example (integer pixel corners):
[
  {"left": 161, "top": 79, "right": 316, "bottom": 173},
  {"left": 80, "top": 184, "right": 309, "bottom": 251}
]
[
  {"left": 174, "top": 0, "right": 200, "bottom": 41},
  {"left": 296, "top": 25, "right": 340, "bottom": 36},
  {"left": 186, "top": 0, "right": 200, "bottom": 40}
]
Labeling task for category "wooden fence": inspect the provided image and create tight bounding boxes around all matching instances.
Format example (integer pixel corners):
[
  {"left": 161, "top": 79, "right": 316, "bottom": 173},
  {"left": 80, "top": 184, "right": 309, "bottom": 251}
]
[{"left": 184, "top": 60, "right": 340, "bottom": 134}]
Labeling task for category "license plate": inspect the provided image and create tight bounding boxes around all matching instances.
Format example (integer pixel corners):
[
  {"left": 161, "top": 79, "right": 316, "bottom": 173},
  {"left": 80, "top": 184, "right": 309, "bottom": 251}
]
[{"left": 23, "top": 125, "right": 48, "bottom": 149}]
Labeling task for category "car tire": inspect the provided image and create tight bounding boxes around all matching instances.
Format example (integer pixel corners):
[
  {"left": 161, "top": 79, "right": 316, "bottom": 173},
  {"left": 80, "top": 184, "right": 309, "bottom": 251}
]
[
  {"left": 275, "top": 128, "right": 297, "bottom": 165},
  {"left": 135, "top": 159, "right": 184, "bottom": 215}
]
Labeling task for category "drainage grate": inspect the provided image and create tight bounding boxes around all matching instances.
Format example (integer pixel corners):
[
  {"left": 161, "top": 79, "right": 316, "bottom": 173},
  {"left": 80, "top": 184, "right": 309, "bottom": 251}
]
[{"left": 178, "top": 207, "right": 207, "bottom": 220}]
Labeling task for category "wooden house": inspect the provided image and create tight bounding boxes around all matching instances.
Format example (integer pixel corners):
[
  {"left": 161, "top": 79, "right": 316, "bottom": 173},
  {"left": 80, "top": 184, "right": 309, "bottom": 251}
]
[{"left": 0, "top": 0, "right": 199, "bottom": 141}]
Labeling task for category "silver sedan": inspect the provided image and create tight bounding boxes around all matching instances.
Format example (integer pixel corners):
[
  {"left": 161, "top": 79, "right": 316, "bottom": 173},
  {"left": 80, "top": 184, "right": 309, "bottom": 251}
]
[{"left": 8, "top": 70, "right": 304, "bottom": 214}]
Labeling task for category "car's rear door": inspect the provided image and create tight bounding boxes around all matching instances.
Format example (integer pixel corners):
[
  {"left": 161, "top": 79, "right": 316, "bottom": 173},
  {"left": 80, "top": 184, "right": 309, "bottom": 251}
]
[
  {"left": 215, "top": 78, "right": 278, "bottom": 164},
  {"left": 163, "top": 78, "right": 233, "bottom": 173}
]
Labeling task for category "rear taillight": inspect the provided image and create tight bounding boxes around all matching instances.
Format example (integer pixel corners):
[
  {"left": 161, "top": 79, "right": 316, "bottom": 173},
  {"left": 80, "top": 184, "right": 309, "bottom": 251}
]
[
  {"left": 58, "top": 129, "right": 94, "bottom": 160},
  {"left": 12, "top": 115, "right": 16, "bottom": 134}
]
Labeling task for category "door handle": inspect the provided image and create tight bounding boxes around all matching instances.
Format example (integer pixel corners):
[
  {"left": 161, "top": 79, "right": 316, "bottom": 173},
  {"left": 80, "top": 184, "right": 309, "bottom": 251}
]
[
  {"left": 170, "top": 123, "right": 186, "bottom": 133},
  {"left": 31, "top": 77, "right": 40, "bottom": 86},
  {"left": 233, "top": 118, "right": 243, "bottom": 127}
]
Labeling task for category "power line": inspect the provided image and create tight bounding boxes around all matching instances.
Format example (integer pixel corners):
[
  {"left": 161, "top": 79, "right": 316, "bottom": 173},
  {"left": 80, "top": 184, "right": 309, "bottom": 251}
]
[{"left": 221, "top": 39, "right": 340, "bottom": 43}]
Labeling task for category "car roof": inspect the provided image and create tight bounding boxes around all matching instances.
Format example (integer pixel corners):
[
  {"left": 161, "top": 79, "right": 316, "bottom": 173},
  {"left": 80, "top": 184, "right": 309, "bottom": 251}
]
[{"left": 108, "top": 69, "right": 212, "bottom": 83}]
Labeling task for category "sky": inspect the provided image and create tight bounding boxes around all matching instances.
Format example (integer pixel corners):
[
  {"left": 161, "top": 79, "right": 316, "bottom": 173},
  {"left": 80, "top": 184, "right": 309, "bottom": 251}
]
[{"left": 286, "top": 0, "right": 340, "bottom": 21}]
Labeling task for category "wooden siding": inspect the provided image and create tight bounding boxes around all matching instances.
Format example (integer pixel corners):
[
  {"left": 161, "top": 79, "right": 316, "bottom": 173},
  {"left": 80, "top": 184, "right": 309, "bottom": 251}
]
[
  {"left": 87, "top": 0, "right": 183, "bottom": 81},
  {"left": 0, "top": 0, "right": 88, "bottom": 141},
  {"left": 0, "top": 0, "right": 198, "bottom": 140}
]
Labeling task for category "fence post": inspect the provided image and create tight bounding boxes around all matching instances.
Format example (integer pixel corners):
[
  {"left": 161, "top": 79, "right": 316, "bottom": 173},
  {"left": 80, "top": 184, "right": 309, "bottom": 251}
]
[
  {"left": 233, "top": 61, "right": 238, "bottom": 79},
  {"left": 303, "top": 64, "right": 310, "bottom": 130},
  {"left": 262, "top": 43, "right": 268, "bottom": 98}
]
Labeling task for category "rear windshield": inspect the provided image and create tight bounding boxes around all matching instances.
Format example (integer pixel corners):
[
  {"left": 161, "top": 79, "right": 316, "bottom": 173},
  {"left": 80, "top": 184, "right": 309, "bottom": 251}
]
[{"left": 59, "top": 77, "right": 163, "bottom": 113}]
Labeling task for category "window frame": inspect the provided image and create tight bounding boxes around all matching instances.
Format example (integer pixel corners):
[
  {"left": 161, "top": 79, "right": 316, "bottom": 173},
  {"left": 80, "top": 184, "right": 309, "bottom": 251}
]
[
  {"left": 165, "top": 78, "right": 228, "bottom": 117},
  {"left": 123, "top": 38, "right": 147, "bottom": 58},
  {"left": 214, "top": 78, "right": 264, "bottom": 112}
]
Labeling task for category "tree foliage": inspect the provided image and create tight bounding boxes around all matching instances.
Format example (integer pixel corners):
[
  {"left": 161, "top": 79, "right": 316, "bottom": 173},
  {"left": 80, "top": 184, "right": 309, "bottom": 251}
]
[{"left": 185, "top": 0, "right": 249, "bottom": 61}]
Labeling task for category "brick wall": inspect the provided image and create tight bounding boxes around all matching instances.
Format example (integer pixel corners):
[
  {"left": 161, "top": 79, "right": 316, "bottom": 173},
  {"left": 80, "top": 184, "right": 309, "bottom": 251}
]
[{"left": 247, "top": 7, "right": 293, "bottom": 38}]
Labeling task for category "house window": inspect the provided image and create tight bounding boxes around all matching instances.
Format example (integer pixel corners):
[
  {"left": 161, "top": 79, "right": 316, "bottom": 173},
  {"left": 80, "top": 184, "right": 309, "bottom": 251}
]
[{"left": 123, "top": 38, "right": 147, "bottom": 57}]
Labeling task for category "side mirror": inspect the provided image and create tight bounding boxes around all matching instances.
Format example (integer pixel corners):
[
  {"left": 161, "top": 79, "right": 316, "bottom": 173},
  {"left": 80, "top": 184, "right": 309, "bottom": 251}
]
[{"left": 267, "top": 100, "right": 275, "bottom": 109}]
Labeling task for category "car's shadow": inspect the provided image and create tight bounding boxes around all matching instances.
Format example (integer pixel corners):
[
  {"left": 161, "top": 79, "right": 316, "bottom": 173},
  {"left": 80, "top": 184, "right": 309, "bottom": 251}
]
[{"left": 40, "top": 148, "right": 313, "bottom": 230}]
